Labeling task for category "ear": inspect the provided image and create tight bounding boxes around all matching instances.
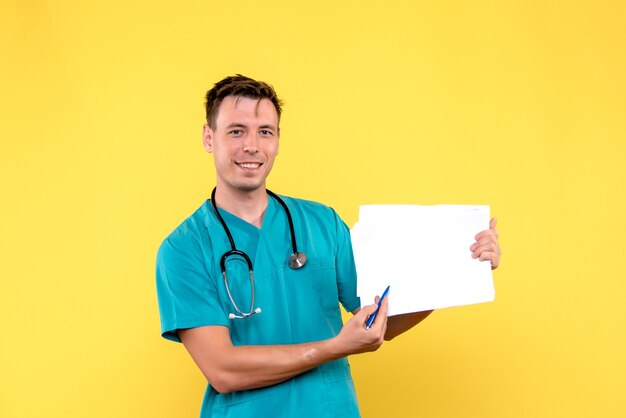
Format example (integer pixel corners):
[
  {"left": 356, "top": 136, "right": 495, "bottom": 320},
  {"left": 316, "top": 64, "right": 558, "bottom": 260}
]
[
  {"left": 202, "top": 124, "right": 214, "bottom": 153},
  {"left": 276, "top": 127, "right": 280, "bottom": 155}
]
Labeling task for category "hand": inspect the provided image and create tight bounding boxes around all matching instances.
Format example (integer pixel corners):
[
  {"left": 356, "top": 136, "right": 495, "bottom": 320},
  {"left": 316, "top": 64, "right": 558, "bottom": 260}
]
[
  {"left": 470, "top": 217, "right": 502, "bottom": 270},
  {"left": 334, "top": 296, "right": 388, "bottom": 356}
]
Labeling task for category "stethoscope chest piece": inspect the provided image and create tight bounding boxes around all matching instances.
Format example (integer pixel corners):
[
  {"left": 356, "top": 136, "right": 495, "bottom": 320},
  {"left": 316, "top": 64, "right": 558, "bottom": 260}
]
[{"left": 288, "top": 252, "right": 307, "bottom": 269}]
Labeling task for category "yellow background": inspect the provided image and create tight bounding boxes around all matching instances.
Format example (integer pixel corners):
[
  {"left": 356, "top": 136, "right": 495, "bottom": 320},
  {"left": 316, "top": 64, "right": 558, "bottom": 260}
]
[{"left": 1, "top": 1, "right": 625, "bottom": 417}]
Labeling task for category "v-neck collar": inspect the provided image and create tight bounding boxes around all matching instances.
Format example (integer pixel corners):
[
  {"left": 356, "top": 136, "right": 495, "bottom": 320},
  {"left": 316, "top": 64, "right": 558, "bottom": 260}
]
[
  {"left": 216, "top": 195, "right": 276, "bottom": 233},
  {"left": 210, "top": 196, "right": 279, "bottom": 267}
]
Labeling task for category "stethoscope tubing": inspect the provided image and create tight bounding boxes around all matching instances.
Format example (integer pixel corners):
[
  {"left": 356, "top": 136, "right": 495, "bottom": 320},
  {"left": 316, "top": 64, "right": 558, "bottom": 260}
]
[
  {"left": 210, "top": 187, "right": 306, "bottom": 319},
  {"left": 267, "top": 189, "right": 301, "bottom": 256}
]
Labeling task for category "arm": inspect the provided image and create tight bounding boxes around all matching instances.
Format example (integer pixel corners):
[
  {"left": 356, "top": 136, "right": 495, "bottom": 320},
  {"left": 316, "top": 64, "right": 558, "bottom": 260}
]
[{"left": 179, "top": 297, "right": 388, "bottom": 394}]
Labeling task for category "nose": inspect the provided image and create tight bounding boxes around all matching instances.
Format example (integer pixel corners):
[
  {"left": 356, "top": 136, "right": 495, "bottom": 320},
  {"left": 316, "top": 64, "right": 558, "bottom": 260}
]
[{"left": 242, "top": 134, "right": 259, "bottom": 154}]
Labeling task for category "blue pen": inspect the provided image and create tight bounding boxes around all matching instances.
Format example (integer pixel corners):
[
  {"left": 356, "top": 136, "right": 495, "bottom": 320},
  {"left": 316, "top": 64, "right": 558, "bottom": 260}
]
[{"left": 365, "top": 285, "right": 390, "bottom": 329}]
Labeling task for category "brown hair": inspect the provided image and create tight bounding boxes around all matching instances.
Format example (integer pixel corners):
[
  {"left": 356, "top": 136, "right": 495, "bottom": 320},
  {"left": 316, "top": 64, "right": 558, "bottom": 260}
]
[{"left": 204, "top": 74, "right": 283, "bottom": 128}]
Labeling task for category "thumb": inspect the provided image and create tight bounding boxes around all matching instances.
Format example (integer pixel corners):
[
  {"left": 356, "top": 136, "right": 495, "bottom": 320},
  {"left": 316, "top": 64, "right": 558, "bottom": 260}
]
[{"left": 490, "top": 217, "right": 497, "bottom": 230}]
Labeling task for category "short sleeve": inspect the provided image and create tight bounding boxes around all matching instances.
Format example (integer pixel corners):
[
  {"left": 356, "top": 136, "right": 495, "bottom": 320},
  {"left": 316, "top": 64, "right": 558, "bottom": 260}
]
[
  {"left": 156, "top": 234, "right": 229, "bottom": 342},
  {"left": 332, "top": 210, "right": 361, "bottom": 313}
]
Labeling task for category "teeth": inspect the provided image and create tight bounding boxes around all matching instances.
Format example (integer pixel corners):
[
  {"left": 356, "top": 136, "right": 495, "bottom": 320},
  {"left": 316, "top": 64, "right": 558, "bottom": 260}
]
[{"left": 238, "top": 163, "right": 260, "bottom": 169}]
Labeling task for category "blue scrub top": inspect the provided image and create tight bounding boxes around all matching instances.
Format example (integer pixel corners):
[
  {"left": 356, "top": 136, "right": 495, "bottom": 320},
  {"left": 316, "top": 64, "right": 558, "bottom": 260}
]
[{"left": 156, "top": 195, "right": 362, "bottom": 418}]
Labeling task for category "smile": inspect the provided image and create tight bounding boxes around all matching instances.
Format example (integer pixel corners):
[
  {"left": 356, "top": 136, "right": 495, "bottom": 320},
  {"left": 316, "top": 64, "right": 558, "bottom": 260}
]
[{"left": 236, "top": 162, "right": 263, "bottom": 169}]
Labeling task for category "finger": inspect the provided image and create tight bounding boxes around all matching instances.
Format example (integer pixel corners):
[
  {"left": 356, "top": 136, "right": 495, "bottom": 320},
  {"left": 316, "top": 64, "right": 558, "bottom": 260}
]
[
  {"left": 474, "top": 228, "right": 498, "bottom": 242},
  {"left": 490, "top": 217, "right": 497, "bottom": 230},
  {"left": 378, "top": 297, "right": 389, "bottom": 339},
  {"left": 472, "top": 241, "right": 499, "bottom": 259},
  {"left": 369, "top": 295, "right": 389, "bottom": 332},
  {"left": 478, "top": 251, "right": 496, "bottom": 262},
  {"left": 378, "top": 295, "right": 389, "bottom": 322},
  {"left": 376, "top": 295, "right": 389, "bottom": 320},
  {"left": 478, "top": 250, "right": 500, "bottom": 268},
  {"left": 369, "top": 294, "right": 387, "bottom": 320},
  {"left": 474, "top": 234, "right": 498, "bottom": 248},
  {"left": 357, "top": 302, "right": 379, "bottom": 319},
  {"left": 470, "top": 235, "right": 499, "bottom": 253},
  {"left": 476, "top": 236, "right": 502, "bottom": 252},
  {"left": 363, "top": 295, "right": 381, "bottom": 319},
  {"left": 358, "top": 296, "right": 380, "bottom": 319}
]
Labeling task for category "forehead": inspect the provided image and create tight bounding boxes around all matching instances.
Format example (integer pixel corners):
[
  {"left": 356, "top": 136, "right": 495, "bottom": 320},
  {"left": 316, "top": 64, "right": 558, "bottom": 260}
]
[{"left": 215, "top": 96, "right": 279, "bottom": 126}]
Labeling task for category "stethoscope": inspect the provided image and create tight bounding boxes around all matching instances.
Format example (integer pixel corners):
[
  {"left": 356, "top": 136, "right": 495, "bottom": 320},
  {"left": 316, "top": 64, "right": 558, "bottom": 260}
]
[{"left": 210, "top": 187, "right": 308, "bottom": 319}]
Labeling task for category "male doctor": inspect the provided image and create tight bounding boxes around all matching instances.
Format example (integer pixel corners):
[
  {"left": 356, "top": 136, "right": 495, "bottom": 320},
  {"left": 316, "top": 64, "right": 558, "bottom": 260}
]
[{"left": 156, "top": 74, "right": 501, "bottom": 417}]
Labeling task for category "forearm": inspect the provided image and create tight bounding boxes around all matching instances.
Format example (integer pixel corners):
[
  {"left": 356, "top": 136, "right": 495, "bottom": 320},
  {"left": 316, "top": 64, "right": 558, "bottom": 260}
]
[
  {"left": 179, "top": 327, "right": 347, "bottom": 394},
  {"left": 180, "top": 303, "right": 386, "bottom": 394},
  {"left": 212, "top": 339, "right": 343, "bottom": 392},
  {"left": 384, "top": 310, "right": 433, "bottom": 340}
]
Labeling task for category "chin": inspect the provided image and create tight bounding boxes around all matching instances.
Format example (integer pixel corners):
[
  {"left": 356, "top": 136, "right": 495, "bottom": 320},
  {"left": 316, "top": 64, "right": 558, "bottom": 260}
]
[
  {"left": 233, "top": 181, "right": 266, "bottom": 193},
  {"left": 218, "top": 174, "right": 267, "bottom": 194}
]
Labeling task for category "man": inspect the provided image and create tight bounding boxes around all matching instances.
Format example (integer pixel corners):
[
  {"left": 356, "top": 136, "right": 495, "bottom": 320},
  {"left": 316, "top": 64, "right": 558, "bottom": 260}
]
[{"left": 156, "top": 75, "right": 501, "bottom": 417}]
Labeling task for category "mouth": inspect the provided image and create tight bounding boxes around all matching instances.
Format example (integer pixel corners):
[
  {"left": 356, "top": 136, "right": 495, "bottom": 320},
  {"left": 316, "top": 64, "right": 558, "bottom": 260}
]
[{"left": 236, "top": 162, "right": 263, "bottom": 170}]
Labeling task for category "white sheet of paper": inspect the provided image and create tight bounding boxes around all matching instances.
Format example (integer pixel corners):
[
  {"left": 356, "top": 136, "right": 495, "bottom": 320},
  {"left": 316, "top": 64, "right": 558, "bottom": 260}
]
[{"left": 351, "top": 205, "right": 494, "bottom": 316}]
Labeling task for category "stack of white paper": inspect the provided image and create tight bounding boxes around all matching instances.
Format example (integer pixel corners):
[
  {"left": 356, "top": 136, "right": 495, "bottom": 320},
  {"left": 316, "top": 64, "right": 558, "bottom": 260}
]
[{"left": 351, "top": 205, "right": 495, "bottom": 316}]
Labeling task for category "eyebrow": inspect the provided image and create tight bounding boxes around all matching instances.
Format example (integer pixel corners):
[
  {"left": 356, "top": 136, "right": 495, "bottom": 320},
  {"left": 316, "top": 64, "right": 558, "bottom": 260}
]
[
  {"left": 224, "top": 123, "right": 277, "bottom": 131},
  {"left": 225, "top": 123, "right": 247, "bottom": 129},
  {"left": 258, "top": 124, "right": 277, "bottom": 131}
]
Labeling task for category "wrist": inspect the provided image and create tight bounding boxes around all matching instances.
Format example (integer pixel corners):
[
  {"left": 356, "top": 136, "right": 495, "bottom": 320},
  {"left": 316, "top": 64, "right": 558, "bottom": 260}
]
[{"left": 324, "top": 335, "right": 348, "bottom": 360}]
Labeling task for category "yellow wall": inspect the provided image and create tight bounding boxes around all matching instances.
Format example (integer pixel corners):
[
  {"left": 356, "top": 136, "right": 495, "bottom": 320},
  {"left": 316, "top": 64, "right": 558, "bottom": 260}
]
[{"left": 1, "top": 1, "right": 624, "bottom": 417}]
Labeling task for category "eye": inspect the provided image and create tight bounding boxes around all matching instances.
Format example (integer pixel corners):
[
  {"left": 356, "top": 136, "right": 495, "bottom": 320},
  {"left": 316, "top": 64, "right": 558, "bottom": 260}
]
[
  {"left": 229, "top": 129, "right": 243, "bottom": 136},
  {"left": 259, "top": 130, "right": 273, "bottom": 137}
]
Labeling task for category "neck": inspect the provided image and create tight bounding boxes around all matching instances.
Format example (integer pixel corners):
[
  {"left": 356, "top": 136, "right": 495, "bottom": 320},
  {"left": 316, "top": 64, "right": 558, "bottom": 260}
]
[{"left": 213, "top": 185, "right": 269, "bottom": 228}]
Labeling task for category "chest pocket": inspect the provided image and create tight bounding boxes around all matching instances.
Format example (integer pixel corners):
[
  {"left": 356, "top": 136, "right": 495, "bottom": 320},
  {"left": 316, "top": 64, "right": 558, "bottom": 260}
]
[{"left": 286, "top": 256, "right": 339, "bottom": 311}]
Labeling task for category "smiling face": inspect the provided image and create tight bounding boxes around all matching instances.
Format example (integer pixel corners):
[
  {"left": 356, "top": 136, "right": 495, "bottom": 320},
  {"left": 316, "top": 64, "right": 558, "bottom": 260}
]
[{"left": 203, "top": 95, "right": 280, "bottom": 196}]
